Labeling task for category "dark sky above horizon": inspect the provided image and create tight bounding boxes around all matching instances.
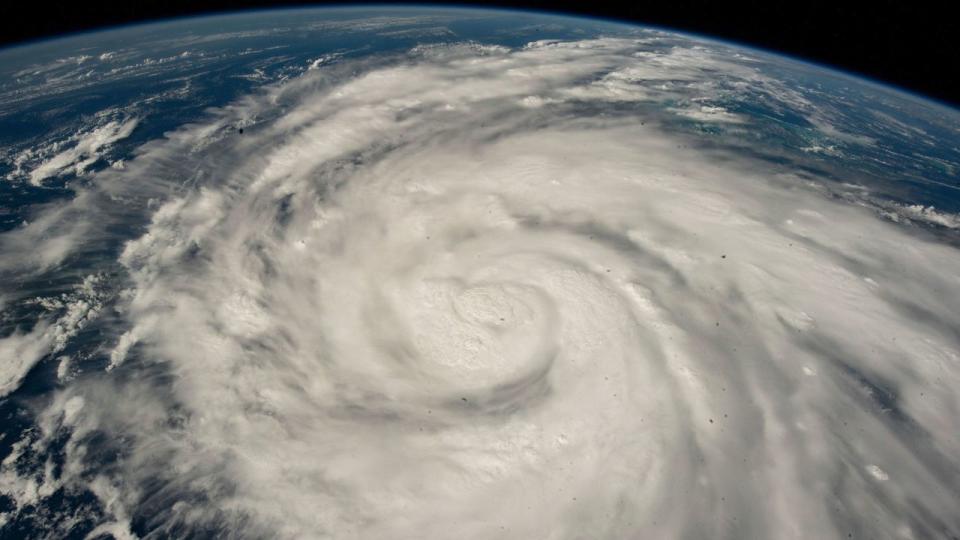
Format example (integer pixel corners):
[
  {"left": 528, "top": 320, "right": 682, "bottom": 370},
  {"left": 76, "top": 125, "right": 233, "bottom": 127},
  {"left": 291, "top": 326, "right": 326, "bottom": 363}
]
[{"left": 1, "top": 0, "right": 957, "bottom": 107}]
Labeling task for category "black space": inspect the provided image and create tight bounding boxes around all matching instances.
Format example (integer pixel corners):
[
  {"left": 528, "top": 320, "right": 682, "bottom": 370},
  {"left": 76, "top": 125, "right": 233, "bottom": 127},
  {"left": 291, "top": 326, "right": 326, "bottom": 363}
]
[{"left": 1, "top": 0, "right": 957, "bottom": 108}]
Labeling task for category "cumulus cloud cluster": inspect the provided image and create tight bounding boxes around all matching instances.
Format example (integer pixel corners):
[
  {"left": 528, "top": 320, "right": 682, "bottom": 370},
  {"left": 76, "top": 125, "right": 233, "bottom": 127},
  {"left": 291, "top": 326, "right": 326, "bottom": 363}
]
[
  {"left": 5, "top": 116, "right": 139, "bottom": 185},
  {"left": 0, "top": 274, "right": 108, "bottom": 397},
  {"left": 2, "top": 36, "right": 960, "bottom": 539}
]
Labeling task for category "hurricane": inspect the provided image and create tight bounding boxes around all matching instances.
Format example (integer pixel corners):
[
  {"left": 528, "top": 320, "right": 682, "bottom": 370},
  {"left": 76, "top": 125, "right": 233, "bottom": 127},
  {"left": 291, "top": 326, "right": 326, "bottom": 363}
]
[{"left": 2, "top": 11, "right": 960, "bottom": 539}]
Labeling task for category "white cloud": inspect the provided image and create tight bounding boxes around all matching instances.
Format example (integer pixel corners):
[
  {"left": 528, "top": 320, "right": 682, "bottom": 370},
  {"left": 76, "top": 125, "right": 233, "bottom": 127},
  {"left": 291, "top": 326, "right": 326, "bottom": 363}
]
[
  {"left": 0, "top": 274, "right": 107, "bottom": 397},
  {"left": 26, "top": 118, "right": 139, "bottom": 185},
  {"left": 669, "top": 104, "right": 746, "bottom": 123},
  {"left": 2, "top": 35, "right": 959, "bottom": 539},
  {"left": 0, "top": 322, "right": 52, "bottom": 397},
  {"left": 883, "top": 203, "right": 960, "bottom": 229}
]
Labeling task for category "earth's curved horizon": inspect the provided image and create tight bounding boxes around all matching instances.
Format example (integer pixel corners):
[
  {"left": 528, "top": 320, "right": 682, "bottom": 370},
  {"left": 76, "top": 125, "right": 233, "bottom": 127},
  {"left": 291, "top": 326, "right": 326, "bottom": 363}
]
[
  {"left": 7, "top": 5, "right": 958, "bottom": 114},
  {"left": 1, "top": 6, "right": 959, "bottom": 539}
]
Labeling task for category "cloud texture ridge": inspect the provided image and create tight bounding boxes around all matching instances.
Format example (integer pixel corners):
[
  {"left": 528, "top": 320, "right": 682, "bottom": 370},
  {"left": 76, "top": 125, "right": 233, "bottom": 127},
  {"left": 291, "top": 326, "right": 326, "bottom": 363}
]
[{"left": 2, "top": 36, "right": 960, "bottom": 539}]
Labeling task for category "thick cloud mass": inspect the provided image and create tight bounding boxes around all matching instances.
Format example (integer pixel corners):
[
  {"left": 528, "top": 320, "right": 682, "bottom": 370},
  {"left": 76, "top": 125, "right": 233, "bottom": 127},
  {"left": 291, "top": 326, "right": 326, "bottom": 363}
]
[{"left": 2, "top": 36, "right": 960, "bottom": 539}]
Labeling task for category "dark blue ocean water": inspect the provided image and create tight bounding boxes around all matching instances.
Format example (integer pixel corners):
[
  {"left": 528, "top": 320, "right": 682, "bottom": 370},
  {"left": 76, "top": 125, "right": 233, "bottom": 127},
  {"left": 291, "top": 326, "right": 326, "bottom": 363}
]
[{"left": 0, "top": 7, "right": 958, "bottom": 538}]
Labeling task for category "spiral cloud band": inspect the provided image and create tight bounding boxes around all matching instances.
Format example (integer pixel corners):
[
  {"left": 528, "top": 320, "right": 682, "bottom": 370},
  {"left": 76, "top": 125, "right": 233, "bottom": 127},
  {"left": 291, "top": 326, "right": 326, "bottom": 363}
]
[{"left": 2, "top": 35, "right": 960, "bottom": 539}]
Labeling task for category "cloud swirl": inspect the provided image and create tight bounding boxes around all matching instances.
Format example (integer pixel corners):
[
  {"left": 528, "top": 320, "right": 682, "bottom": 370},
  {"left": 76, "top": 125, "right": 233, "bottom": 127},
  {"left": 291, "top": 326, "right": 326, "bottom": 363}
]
[{"left": 2, "top": 37, "right": 960, "bottom": 539}]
